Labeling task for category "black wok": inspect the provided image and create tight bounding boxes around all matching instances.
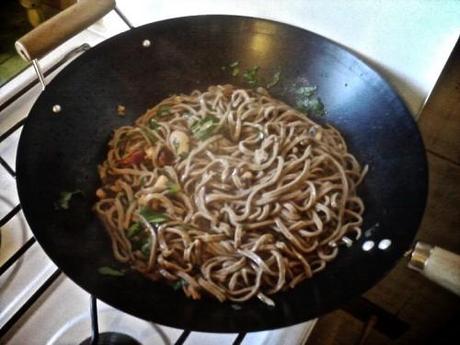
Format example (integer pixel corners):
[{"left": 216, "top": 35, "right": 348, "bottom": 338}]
[{"left": 16, "top": 15, "right": 427, "bottom": 332}]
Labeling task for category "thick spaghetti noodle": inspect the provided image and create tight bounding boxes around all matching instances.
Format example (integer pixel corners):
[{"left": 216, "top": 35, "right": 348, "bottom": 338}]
[{"left": 94, "top": 85, "right": 367, "bottom": 305}]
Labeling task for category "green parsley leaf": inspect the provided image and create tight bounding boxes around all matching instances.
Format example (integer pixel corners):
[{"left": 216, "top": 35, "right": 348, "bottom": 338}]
[
  {"left": 295, "top": 85, "right": 326, "bottom": 116},
  {"left": 141, "top": 238, "right": 151, "bottom": 257},
  {"left": 298, "top": 97, "right": 325, "bottom": 115},
  {"left": 140, "top": 126, "right": 157, "bottom": 145},
  {"left": 98, "top": 266, "right": 125, "bottom": 277},
  {"left": 243, "top": 65, "right": 260, "bottom": 87},
  {"left": 296, "top": 86, "right": 317, "bottom": 97},
  {"left": 127, "top": 222, "right": 142, "bottom": 238},
  {"left": 266, "top": 71, "right": 281, "bottom": 88},
  {"left": 149, "top": 118, "right": 160, "bottom": 129},
  {"left": 54, "top": 190, "right": 83, "bottom": 210},
  {"left": 167, "top": 181, "right": 181, "bottom": 195},
  {"left": 139, "top": 207, "right": 168, "bottom": 224},
  {"left": 172, "top": 279, "right": 187, "bottom": 290},
  {"left": 191, "top": 115, "right": 219, "bottom": 140},
  {"left": 157, "top": 105, "right": 171, "bottom": 117}
]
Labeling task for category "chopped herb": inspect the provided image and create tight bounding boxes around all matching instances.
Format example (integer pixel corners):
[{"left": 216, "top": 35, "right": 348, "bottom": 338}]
[
  {"left": 157, "top": 105, "right": 171, "bottom": 117},
  {"left": 127, "top": 222, "right": 142, "bottom": 238},
  {"left": 296, "top": 86, "right": 317, "bottom": 97},
  {"left": 299, "top": 97, "right": 325, "bottom": 115},
  {"left": 243, "top": 65, "right": 260, "bottom": 86},
  {"left": 98, "top": 266, "right": 125, "bottom": 277},
  {"left": 296, "top": 96, "right": 325, "bottom": 116},
  {"left": 266, "top": 71, "right": 281, "bottom": 88},
  {"left": 54, "top": 190, "right": 83, "bottom": 210},
  {"left": 167, "top": 181, "right": 181, "bottom": 195},
  {"left": 149, "top": 118, "right": 160, "bottom": 129},
  {"left": 140, "top": 127, "right": 157, "bottom": 145},
  {"left": 295, "top": 85, "right": 326, "bottom": 116},
  {"left": 139, "top": 207, "right": 168, "bottom": 224},
  {"left": 222, "top": 61, "right": 240, "bottom": 77},
  {"left": 191, "top": 114, "right": 219, "bottom": 140},
  {"left": 141, "top": 239, "right": 151, "bottom": 257},
  {"left": 172, "top": 279, "right": 187, "bottom": 290}
]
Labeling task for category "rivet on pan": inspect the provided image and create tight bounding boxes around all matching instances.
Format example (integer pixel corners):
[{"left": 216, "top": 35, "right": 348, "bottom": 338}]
[
  {"left": 378, "top": 239, "right": 392, "bottom": 250},
  {"left": 52, "top": 104, "right": 62, "bottom": 113},
  {"left": 362, "top": 240, "right": 375, "bottom": 252},
  {"left": 142, "top": 39, "right": 151, "bottom": 47}
]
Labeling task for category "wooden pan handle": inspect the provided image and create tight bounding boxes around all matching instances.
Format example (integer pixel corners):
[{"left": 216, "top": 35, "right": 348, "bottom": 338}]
[
  {"left": 408, "top": 241, "right": 460, "bottom": 296},
  {"left": 15, "top": 0, "right": 115, "bottom": 61}
]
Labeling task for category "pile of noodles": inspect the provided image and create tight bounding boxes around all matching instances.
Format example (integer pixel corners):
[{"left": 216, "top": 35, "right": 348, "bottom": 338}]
[{"left": 94, "top": 85, "right": 367, "bottom": 306}]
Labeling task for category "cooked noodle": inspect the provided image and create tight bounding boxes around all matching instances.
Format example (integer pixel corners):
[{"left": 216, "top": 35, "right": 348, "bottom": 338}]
[{"left": 94, "top": 85, "right": 367, "bottom": 305}]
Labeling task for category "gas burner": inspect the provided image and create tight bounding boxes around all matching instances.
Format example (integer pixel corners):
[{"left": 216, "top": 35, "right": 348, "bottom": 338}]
[
  {"left": 45, "top": 303, "right": 167, "bottom": 345},
  {"left": 79, "top": 332, "right": 141, "bottom": 345}
]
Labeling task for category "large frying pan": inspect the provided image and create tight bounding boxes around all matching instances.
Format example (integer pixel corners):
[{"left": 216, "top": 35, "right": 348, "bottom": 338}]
[{"left": 15, "top": 13, "right": 427, "bottom": 332}]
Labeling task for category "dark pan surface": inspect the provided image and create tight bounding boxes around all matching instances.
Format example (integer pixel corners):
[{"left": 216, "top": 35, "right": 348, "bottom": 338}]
[{"left": 16, "top": 15, "right": 427, "bottom": 332}]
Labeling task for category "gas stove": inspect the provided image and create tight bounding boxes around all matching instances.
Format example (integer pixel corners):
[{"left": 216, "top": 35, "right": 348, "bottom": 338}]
[
  {"left": 0, "top": 6, "right": 316, "bottom": 345},
  {"left": 1, "top": 1, "right": 458, "bottom": 344}
]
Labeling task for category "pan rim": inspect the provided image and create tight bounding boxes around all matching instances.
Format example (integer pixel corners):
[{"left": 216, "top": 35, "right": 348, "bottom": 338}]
[{"left": 15, "top": 14, "right": 428, "bottom": 332}]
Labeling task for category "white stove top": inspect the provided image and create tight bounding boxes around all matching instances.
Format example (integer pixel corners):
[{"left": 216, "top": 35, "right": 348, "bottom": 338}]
[{"left": 0, "top": 1, "right": 458, "bottom": 344}]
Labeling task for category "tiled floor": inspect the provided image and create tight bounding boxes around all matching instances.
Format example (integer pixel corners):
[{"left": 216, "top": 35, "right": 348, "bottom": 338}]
[{"left": 0, "top": 0, "right": 31, "bottom": 86}]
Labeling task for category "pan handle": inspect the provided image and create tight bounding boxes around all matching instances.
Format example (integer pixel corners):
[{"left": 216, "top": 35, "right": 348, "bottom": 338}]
[
  {"left": 408, "top": 241, "right": 460, "bottom": 296},
  {"left": 15, "top": 0, "right": 115, "bottom": 62}
]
